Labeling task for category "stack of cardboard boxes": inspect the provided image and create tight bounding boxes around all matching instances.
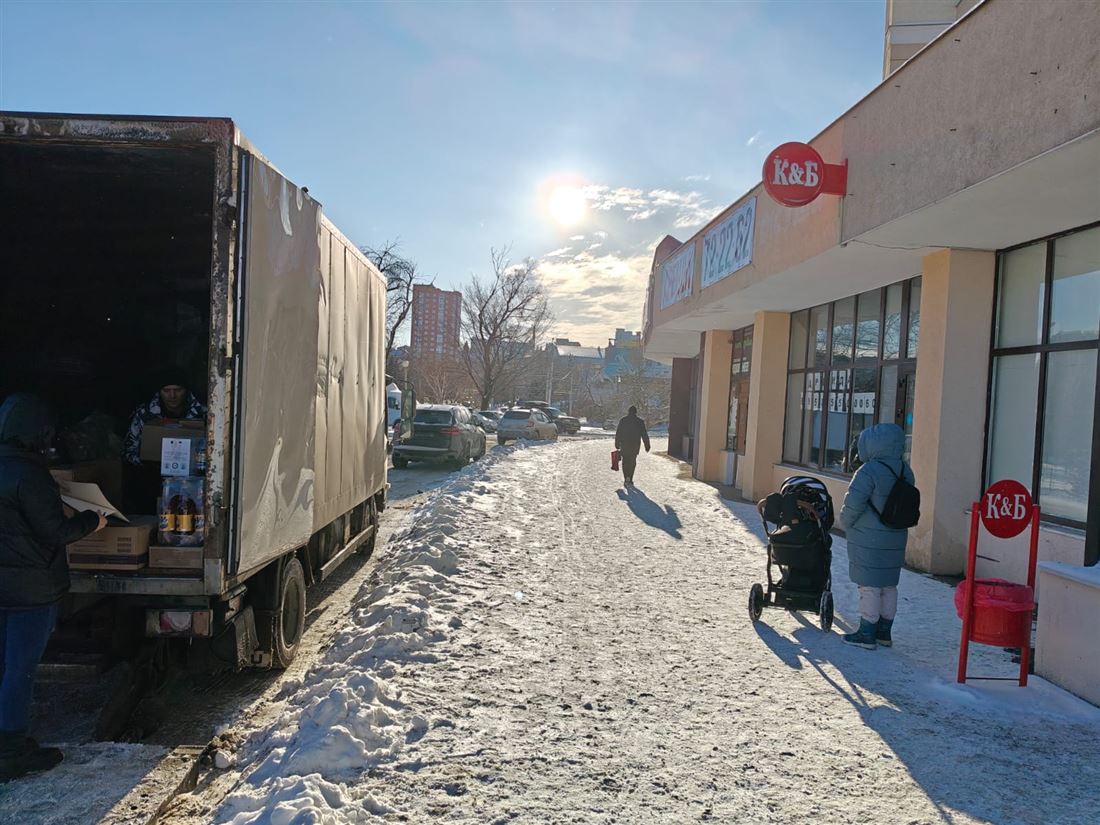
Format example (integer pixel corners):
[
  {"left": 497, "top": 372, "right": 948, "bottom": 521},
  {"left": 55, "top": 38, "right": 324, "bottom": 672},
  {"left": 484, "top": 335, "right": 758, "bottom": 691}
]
[
  {"left": 57, "top": 419, "right": 207, "bottom": 574},
  {"left": 148, "top": 420, "right": 206, "bottom": 571}
]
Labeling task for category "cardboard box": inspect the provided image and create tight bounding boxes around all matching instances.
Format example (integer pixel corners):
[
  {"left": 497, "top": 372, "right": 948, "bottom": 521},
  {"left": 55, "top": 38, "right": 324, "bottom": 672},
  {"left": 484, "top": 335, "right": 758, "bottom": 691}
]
[
  {"left": 67, "top": 516, "right": 157, "bottom": 572},
  {"left": 149, "top": 545, "right": 204, "bottom": 570},
  {"left": 139, "top": 420, "right": 203, "bottom": 463},
  {"left": 50, "top": 459, "right": 123, "bottom": 506}
]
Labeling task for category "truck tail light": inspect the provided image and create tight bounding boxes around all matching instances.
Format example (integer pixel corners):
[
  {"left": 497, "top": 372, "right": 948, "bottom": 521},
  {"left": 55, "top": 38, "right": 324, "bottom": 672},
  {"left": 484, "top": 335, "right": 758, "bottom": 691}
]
[
  {"left": 146, "top": 609, "right": 213, "bottom": 637},
  {"left": 440, "top": 426, "right": 462, "bottom": 436}
]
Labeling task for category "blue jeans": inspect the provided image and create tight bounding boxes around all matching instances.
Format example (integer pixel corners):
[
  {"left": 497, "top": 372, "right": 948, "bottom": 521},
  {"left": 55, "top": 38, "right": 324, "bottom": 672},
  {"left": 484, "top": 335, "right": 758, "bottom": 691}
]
[{"left": 0, "top": 604, "right": 59, "bottom": 733}]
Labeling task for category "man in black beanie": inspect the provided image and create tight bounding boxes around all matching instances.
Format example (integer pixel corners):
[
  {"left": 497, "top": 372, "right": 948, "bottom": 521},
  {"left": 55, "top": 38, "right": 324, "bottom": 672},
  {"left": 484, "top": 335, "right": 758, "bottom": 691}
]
[{"left": 122, "top": 370, "right": 207, "bottom": 467}]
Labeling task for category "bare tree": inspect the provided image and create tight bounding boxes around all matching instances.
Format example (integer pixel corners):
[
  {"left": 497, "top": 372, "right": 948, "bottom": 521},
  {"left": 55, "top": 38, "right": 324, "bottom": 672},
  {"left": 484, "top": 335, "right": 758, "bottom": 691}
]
[
  {"left": 614, "top": 348, "right": 671, "bottom": 423},
  {"left": 360, "top": 241, "right": 426, "bottom": 362},
  {"left": 410, "top": 354, "right": 471, "bottom": 405},
  {"left": 461, "top": 248, "right": 553, "bottom": 409}
]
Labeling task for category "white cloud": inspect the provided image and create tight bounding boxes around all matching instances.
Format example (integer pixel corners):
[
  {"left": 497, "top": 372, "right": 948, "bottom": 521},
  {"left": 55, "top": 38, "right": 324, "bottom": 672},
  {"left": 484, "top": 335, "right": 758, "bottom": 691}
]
[
  {"left": 746, "top": 130, "right": 763, "bottom": 147},
  {"left": 569, "top": 235, "right": 586, "bottom": 241},
  {"left": 594, "top": 230, "right": 609, "bottom": 239},
  {"left": 536, "top": 249, "right": 651, "bottom": 346},
  {"left": 544, "top": 246, "right": 573, "bottom": 258},
  {"left": 684, "top": 173, "right": 711, "bottom": 182},
  {"left": 582, "top": 184, "right": 718, "bottom": 231}
]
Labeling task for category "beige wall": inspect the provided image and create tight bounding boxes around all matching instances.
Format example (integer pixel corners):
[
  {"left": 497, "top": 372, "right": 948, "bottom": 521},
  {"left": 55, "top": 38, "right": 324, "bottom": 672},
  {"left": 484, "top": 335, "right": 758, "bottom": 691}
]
[
  {"left": 1036, "top": 564, "right": 1100, "bottom": 707},
  {"left": 849, "top": 0, "right": 1100, "bottom": 240},
  {"left": 908, "top": 249, "right": 995, "bottom": 574},
  {"left": 742, "top": 311, "right": 791, "bottom": 502},
  {"left": 694, "top": 330, "right": 733, "bottom": 483}
]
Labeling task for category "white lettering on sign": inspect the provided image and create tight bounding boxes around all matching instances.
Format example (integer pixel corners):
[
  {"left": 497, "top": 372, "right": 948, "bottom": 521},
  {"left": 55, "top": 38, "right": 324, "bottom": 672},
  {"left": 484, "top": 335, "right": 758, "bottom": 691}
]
[
  {"left": 984, "top": 492, "right": 1029, "bottom": 521},
  {"left": 772, "top": 158, "right": 820, "bottom": 189},
  {"left": 660, "top": 243, "right": 695, "bottom": 310},
  {"left": 702, "top": 198, "right": 756, "bottom": 289}
]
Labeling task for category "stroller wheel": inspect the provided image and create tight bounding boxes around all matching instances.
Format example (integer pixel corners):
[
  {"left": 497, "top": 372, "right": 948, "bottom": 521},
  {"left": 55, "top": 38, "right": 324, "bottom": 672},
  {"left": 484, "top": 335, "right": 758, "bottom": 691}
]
[
  {"left": 749, "top": 583, "right": 765, "bottom": 623},
  {"left": 819, "top": 590, "right": 834, "bottom": 631}
]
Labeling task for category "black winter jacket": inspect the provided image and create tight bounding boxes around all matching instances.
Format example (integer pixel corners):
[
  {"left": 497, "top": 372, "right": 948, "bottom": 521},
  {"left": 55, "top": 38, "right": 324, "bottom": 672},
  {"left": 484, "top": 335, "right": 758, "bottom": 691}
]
[
  {"left": 0, "top": 445, "right": 99, "bottom": 607},
  {"left": 615, "top": 414, "right": 651, "bottom": 456}
]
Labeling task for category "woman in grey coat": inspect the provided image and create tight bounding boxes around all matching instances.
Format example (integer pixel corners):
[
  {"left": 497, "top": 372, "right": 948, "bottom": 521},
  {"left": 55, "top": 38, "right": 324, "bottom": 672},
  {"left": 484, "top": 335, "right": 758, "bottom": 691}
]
[{"left": 838, "top": 423, "right": 914, "bottom": 649}]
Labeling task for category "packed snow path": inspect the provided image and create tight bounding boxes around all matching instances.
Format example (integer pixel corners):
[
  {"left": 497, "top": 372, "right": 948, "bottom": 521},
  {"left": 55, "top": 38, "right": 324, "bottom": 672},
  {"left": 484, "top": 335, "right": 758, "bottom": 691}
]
[{"left": 187, "top": 438, "right": 1100, "bottom": 825}]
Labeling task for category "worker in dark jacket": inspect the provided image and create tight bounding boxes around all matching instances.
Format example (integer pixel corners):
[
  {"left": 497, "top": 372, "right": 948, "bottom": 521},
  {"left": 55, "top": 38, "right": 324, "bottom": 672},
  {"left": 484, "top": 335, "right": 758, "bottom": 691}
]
[
  {"left": 0, "top": 394, "right": 105, "bottom": 782},
  {"left": 614, "top": 406, "right": 651, "bottom": 487},
  {"left": 122, "top": 373, "right": 207, "bottom": 467}
]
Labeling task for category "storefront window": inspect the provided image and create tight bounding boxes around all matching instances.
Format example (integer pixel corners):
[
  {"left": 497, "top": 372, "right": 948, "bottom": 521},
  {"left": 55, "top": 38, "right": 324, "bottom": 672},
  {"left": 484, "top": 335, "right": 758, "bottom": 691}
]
[
  {"left": 726, "top": 326, "right": 753, "bottom": 451},
  {"left": 832, "top": 297, "right": 855, "bottom": 365},
  {"left": 856, "top": 289, "right": 881, "bottom": 362},
  {"left": 986, "top": 224, "right": 1099, "bottom": 528},
  {"left": 884, "top": 283, "right": 903, "bottom": 359},
  {"left": 997, "top": 243, "right": 1045, "bottom": 348},
  {"left": 1039, "top": 350, "right": 1096, "bottom": 523},
  {"left": 1050, "top": 226, "right": 1100, "bottom": 344},
  {"left": 783, "top": 276, "right": 920, "bottom": 473},
  {"left": 907, "top": 277, "right": 922, "bottom": 358},
  {"left": 986, "top": 353, "right": 1039, "bottom": 488}
]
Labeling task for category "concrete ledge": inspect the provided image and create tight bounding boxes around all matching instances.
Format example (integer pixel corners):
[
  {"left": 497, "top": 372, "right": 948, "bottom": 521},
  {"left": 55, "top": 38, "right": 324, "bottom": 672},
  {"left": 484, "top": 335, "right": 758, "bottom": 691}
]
[
  {"left": 1038, "top": 561, "right": 1100, "bottom": 589},
  {"left": 1036, "top": 563, "right": 1100, "bottom": 708}
]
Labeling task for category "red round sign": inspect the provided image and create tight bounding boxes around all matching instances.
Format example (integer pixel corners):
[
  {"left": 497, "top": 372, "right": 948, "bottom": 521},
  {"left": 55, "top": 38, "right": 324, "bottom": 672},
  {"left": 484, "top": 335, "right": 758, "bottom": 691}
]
[
  {"left": 763, "top": 142, "right": 825, "bottom": 207},
  {"left": 980, "top": 480, "right": 1033, "bottom": 539}
]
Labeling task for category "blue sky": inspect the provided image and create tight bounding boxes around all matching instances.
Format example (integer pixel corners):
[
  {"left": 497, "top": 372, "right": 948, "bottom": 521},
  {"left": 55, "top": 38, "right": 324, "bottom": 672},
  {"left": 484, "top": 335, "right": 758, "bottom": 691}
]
[{"left": 1, "top": 0, "right": 885, "bottom": 346}]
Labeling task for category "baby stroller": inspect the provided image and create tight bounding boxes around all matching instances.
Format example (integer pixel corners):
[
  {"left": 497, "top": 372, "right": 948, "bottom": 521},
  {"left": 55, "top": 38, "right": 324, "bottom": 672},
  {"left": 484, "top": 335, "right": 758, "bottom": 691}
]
[{"left": 748, "top": 476, "right": 834, "bottom": 631}]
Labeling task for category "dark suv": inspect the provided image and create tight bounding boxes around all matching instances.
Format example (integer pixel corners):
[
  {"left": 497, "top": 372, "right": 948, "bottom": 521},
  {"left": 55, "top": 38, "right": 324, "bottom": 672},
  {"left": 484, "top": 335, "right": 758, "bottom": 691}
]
[{"left": 392, "top": 405, "right": 487, "bottom": 468}]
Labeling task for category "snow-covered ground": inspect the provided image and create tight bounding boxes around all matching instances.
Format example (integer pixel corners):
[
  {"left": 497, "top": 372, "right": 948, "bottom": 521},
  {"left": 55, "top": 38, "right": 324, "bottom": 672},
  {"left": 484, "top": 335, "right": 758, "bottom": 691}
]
[{"left": 167, "top": 438, "right": 1100, "bottom": 825}]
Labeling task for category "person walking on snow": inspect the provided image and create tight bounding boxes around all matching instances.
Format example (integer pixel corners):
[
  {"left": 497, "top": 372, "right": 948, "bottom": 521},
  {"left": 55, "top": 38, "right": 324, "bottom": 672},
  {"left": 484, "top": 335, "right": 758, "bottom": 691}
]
[
  {"left": 614, "top": 406, "right": 650, "bottom": 487},
  {"left": 838, "top": 422, "right": 914, "bottom": 649}
]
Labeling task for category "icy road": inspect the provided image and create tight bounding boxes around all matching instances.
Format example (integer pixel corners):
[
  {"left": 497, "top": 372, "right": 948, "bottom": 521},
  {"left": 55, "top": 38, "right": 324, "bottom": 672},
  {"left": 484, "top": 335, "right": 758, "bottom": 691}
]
[{"left": 165, "top": 438, "right": 1100, "bottom": 825}]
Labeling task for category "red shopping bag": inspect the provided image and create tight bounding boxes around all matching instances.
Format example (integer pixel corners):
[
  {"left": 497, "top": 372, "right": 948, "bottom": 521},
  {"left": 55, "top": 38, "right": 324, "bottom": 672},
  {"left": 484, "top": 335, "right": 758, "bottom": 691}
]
[{"left": 611, "top": 450, "right": 620, "bottom": 471}]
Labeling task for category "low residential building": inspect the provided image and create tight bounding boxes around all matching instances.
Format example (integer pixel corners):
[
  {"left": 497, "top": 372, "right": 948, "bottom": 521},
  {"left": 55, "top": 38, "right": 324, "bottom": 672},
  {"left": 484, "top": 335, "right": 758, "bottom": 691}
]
[{"left": 643, "top": 0, "right": 1099, "bottom": 703}]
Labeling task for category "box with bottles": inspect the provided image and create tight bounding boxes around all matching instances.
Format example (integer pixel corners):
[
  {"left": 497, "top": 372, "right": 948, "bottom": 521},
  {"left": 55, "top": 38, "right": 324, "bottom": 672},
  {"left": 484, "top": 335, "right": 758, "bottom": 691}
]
[{"left": 159, "top": 477, "right": 205, "bottom": 547}]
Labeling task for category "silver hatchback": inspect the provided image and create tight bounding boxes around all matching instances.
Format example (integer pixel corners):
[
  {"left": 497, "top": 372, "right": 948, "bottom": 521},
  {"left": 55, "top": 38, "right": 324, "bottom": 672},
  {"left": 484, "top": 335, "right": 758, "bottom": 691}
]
[{"left": 497, "top": 408, "right": 558, "bottom": 445}]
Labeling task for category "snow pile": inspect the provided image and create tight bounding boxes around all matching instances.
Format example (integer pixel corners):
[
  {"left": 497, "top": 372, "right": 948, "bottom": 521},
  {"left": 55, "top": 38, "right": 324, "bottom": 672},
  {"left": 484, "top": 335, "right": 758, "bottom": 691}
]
[{"left": 209, "top": 452, "right": 513, "bottom": 824}]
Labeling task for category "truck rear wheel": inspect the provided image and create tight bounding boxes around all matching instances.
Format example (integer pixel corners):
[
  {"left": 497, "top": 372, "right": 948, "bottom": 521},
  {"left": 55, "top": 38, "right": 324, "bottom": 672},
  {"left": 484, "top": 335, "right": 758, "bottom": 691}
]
[{"left": 272, "top": 558, "right": 306, "bottom": 668}]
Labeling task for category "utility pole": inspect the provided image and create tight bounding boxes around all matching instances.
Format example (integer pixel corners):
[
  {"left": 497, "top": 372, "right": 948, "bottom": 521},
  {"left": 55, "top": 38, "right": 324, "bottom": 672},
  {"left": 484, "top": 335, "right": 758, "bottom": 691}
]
[{"left": 545, "top": 348, "right": 555, "bottom": 404}]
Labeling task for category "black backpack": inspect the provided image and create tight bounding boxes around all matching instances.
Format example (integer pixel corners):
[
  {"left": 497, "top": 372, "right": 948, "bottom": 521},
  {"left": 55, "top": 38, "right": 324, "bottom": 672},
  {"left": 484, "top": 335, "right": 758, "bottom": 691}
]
[{"left": 869, "top": 461, "right": 920, "bottom": 529}]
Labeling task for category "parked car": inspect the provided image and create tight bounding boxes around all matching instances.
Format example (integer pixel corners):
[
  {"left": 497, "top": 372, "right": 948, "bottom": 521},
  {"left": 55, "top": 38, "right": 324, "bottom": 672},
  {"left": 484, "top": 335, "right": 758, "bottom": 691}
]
[
  {"left": 478, "top": 410, "right": 502, "bottom": 427},
  {"left": 603, "top": 419, "right": 617, "bottom": 430},
  {"left": 498, "top": 407, "right": 559, "bottom": 445},
  {"left": 472, "top": 411, "right": 497, "bottom": 433},
  {"left": 392, "top": 404, "right": 486, "bottom": 468},
  {"left": 514, "top": 399, "right": 581, "bottom": 434}
]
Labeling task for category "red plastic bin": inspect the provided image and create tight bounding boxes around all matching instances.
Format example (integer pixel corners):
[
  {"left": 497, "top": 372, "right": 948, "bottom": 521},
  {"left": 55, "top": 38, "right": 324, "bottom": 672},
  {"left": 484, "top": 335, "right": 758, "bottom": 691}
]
[{"left": 954, "top": 578, "right": 1034, "bottom": 647}]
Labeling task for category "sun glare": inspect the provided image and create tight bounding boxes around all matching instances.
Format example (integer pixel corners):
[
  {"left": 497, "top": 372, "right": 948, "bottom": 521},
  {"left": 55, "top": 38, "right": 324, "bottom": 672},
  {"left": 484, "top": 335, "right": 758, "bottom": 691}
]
[{"left": 547, "top": 185, "right": 587, "bottom": 227}]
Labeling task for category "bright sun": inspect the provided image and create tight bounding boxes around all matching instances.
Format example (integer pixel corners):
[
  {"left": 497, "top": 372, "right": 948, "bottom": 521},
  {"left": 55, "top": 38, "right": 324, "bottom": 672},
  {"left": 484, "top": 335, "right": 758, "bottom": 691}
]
[{"left": 547, "top": 185, "right": 587, "bottom": 227}]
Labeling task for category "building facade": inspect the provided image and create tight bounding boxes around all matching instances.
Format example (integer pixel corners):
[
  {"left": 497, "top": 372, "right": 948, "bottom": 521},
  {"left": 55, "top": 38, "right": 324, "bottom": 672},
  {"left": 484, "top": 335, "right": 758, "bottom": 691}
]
[
  {"left": 643, "top": 0, "right": 1099, "bottom": 703},
  {"left": 411, "top": 284, "right": 462, "bottom": 358}
]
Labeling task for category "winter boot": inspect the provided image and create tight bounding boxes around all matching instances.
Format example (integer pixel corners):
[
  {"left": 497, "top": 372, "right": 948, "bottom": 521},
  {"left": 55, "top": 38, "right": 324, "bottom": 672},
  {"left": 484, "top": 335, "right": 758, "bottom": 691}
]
[
  {"left": 0, "top": 732, "right": 63, "bottom": 783},
  {"left": 876, "top": 618, "right": 894, "bottom": 647},
  {"left": 842, "top": 618, "right": 878, "bottom": 650}
]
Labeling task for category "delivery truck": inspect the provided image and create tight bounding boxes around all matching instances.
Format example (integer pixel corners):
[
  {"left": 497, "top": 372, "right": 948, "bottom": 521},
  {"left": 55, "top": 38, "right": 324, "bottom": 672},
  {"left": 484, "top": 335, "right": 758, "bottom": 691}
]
[{"left": 0, "top": 112, "right": 390, "bottom": 672}]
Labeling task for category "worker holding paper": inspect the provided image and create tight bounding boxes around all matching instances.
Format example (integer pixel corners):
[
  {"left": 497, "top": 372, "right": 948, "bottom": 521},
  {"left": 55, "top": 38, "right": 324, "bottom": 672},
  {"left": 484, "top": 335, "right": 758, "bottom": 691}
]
[{"left": 0, "top": 393, "right": 106, "bottom": 782}]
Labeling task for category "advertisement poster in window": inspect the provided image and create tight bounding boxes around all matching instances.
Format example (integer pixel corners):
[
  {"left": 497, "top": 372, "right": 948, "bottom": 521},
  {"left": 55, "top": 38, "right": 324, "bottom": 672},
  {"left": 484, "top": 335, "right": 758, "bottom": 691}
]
[
  {"left": 702, "top": 198, "right": 756, "bottom": 289},
  {"left": 660, "top": 244, "right": 695, "bottom": 310}
]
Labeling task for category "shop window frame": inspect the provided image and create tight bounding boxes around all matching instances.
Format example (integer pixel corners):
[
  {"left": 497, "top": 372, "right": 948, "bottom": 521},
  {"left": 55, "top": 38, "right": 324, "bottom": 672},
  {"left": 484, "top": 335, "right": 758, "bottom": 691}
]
[
  {"left": 726, "top": 326, "right": 753, "bottom": 452},
  {"left": 782, "top": 276, "right": 920, "bottom": 474},
  {"left": 981, "top": 222, "right": 1100, "bottom": 554}
]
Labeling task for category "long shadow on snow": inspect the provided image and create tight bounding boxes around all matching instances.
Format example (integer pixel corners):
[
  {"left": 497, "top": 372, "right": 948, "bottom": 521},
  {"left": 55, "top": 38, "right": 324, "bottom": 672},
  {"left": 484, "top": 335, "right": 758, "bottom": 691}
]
[
  {"left": 751, "top": 595, "right": 1100, "bottom": 825},
  {"left": 616, "top": 486, "right": 683, "bottom": 539}
]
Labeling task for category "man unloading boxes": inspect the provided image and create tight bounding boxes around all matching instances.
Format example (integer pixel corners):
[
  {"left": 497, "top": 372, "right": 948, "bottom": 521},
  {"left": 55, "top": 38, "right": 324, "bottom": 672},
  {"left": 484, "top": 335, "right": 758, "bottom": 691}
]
[
  {"left": 122, "top": 372, "right": 207, "bottom": 467},
  {"left": 122, "top": 372, "right": 207, "bottom": 513}
]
